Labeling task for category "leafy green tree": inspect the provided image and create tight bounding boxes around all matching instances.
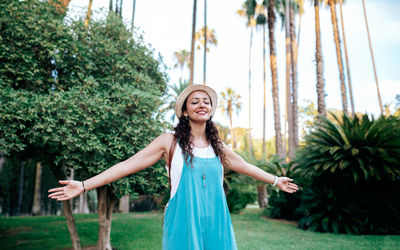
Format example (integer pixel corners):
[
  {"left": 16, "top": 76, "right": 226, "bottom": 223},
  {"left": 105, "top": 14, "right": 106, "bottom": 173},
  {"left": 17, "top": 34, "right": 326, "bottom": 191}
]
[{"left": 0, "top": 2, "right": 168, "bottom": 249}]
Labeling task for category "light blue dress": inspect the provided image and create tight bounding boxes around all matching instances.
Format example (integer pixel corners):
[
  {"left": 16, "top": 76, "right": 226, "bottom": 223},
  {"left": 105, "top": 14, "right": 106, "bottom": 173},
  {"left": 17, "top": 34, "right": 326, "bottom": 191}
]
[{"left": 162, "top": 153, "right": 238, "bottom": 250}]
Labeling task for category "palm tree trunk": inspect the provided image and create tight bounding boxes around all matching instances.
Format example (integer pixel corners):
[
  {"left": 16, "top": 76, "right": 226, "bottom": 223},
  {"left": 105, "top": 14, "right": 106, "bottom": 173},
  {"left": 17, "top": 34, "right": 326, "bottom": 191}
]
[
  {"left": 315, "top": 0, "right": 326, "bottom": 116},
  {"left": 131, "top": 0, "right": 136, "bottom": 31},
  {"left": 285, "top": 0, "right": 293, "bottom": 161},
  {"left": 248, "top": 28, "right": 253, "bottom": 153},
  {"left": 189, "top": 0, "right": 197, "bottom": 86},
  {"left": 229, "top": 108, "right": 235, "bottom": 149},
  {"left": 32, "top": 162, "right": 42, "bottom": 215},
  {"left": 257, "top": 184, "right": 268, "bottom": 208},
  {"left": 328, "top": 0, "right": 348, "bottom": 115},
  {"left": 289, "top": 5, "right": 299, "bottom": 149},
  {"left": 268, "top": 0, "right": 284, "bottom": 159},
  {"left": 203, "top": 0, "right": 207, "bottom": 85},
  {"left": 84, "top": 0, "right": 93, "bottom": 27},
  {"left": 262, "top": 25, "right": 267, "bottom": 159},
  {"left": 361, "top": 0, "right": 383, "bottom": 114},
  {"left": 338, "top": 0, "right": 355, "bottom": 116}
]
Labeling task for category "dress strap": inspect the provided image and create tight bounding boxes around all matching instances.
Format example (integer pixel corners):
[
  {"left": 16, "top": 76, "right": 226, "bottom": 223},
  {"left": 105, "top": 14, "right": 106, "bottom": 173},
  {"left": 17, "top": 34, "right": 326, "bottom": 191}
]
[{"left": 168, "top": 136, "right": 178, "bottom": 190}]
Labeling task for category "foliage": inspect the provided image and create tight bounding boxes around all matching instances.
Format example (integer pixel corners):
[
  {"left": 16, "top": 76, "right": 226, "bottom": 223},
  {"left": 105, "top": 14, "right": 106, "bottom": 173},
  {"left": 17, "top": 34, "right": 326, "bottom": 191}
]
[
  {"left": 294, "top": 113, "right": 400, "bottom": 234},
  {"left": 0, "top": 0, "right": 169, "bottom": 209}
]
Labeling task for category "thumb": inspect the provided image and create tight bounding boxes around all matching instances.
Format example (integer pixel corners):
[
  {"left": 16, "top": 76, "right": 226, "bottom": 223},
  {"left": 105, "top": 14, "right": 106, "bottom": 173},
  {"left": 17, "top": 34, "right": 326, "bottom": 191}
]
[{"left": 59, "top": 180, "right": 70, "bottom": 185}]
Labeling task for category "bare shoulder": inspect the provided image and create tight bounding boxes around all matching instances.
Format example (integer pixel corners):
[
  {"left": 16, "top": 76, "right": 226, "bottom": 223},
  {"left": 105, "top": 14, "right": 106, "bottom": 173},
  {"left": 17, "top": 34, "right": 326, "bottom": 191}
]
[{"left": 155, "top": 133, "right": 175, "bottom": 149}]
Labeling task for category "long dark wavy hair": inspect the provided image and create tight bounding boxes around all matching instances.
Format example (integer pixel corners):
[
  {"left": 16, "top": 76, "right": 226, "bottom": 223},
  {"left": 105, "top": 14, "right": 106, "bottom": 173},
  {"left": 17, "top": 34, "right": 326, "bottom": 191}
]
[{"left": 173, "top": 101, "right": 228, "bottom": 168}]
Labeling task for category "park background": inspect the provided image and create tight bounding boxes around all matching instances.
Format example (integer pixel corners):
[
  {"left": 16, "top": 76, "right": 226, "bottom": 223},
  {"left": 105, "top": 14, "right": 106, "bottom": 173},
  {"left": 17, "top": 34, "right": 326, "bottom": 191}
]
[{"left": 0, "top": 0, "right": 399, "bottom": 249}]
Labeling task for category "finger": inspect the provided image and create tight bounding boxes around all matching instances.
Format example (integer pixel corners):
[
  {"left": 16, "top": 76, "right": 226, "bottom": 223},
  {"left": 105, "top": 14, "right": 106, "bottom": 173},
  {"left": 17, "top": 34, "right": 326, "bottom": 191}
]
[
  {"left": 52, "top": 194, "right": 69, "bottom": 199},
  {"left": 48, "top": 187, "right": 64, "bottom": 193},
  {"left": 48, "top": 191, "right": 64, "bottom": 198},
  {"left": 58, "top": 196, "right": 72, "bottom": 201},
  {"left": 59, "top": 180, "right": 70, "bottom": 185}
]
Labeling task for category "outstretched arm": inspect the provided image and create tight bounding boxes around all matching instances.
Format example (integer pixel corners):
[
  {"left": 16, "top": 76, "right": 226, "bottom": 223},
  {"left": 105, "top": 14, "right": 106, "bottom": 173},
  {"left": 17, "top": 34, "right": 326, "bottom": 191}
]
[
  {"left": 48, "top": 133, "right": 173, "bottom": 201},
  {"left": 223, "top": 145, "right": 298, "bottom": 193}
]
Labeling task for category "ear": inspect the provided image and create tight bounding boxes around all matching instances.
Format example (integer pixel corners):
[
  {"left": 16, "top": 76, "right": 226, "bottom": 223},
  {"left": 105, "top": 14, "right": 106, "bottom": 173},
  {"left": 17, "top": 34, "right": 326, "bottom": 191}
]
[{"left": 183, "top": 111, "right": 188, "bottom": 117}]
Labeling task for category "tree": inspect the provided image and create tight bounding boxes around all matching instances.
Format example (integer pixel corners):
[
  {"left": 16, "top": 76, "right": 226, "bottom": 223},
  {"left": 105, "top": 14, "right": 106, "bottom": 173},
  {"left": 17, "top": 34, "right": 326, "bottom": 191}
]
[
  {"left": 327, "top": 0, "right": 348, "bottom": 114},
  {"left": 361, "top": 0, "right": 383, "bottom": 114},
  {"left": 219, "top": 88, "right": 242, "bottom": 149},
  {"left": 237, "top": 0, "right": 257, "bottom": 153},
  {"left": 189, "top": 0, "right": 198, "bottom": 85},
  {"left": 338, "top": 0, "right": 355, "bottom": 115},
  {"left": 195, "top": 26, "right": 218, "bottom": 85},
  {"left": 165, "top": 81, "right": 190, "bottom": 121},
  {"left": 267, "top": 0, "right": 284, "bottom": 159},
  {"left": 314, "top": 0, "right": 326, "bottom": 116},
  {"left": 84, "top": 0, "right": 93, "bottom": 27},
  {"left": 173, "top": 50, "right": 191, "bottom": 82},
  {"left": 0, "top": 2, "right": 168, "bottom": 249}
]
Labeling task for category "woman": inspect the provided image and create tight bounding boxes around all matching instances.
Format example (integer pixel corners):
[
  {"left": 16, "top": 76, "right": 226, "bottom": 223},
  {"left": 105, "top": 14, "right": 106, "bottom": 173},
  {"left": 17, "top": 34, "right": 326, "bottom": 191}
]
[{"left": 48, "top": 84, "right": 299, "bottom": 249}]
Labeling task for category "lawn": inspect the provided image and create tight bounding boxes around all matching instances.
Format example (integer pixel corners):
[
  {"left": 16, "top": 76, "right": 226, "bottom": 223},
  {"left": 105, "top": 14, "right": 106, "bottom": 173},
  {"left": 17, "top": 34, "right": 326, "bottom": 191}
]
[{"left": 0, "top": 208, "right": 399, "bottom": 249}]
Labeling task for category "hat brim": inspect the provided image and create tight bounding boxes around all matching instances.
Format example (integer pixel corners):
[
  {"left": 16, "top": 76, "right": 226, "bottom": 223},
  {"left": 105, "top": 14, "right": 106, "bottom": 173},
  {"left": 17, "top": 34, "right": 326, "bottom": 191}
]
[{"left": 175, "top": 84, "right": 218, "bottom": 119}]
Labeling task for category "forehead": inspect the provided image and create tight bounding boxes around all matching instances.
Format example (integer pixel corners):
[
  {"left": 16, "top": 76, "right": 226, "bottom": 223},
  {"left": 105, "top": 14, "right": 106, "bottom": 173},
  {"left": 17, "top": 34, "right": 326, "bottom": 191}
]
[{"left": 187, "top": 90, "right": 210, "bottom": 100}]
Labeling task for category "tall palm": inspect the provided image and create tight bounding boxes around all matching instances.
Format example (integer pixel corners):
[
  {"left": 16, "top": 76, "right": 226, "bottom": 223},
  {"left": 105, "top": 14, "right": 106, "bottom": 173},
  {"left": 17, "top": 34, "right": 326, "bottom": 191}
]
[
  {"left": 203, "top": 0, "right": 207, "bottom": 84},
  {"left": 314, "top": 0, "right": 327, "bottom": 116},
  {"left": 267, "top": 0, "right": 284, "bottom": 159},
  {"left": 189, "top": 0, "right": 198, "bottom": 86},
  {"left": 361, "top": 0, "right": 383, "bottom": 114},
  {"left": 195, "top": 26, "right": 217, "bottom": 85},
  {"left": 84, "top": 0, "right": 93, "bottom": 27},
  {"left": 338, "top": 0, "right": 355, "bottom": 116},
  {"left": 131, "top": 0, "right": 136, "bottom": 31},
  {"left": 254, "top": 5, "right": 268, "bottom": 159},
  {"left": 238, "top": 0, "right": 257, "bottom": 153},
  {"left": 327, "top": 0, "right": 348, "bottom": 114},
  {"left": 284, "top": 0, "right": 292, "bottom": 160},
  {"left": 219, "top": 88, "right": 242, "bottom": 149},
  {"left": 173, "top": 50, "right": 190, "bottom": 82}
]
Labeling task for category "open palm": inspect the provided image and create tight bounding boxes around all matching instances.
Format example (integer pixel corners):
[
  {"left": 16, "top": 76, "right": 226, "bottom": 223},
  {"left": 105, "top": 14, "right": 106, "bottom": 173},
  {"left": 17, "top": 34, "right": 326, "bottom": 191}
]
[
  {"left": 276, "top": 177, "right": 299, "bottom": 193},
  {"left": 48, "top": 180, "right": 84, "bottom": 201}
]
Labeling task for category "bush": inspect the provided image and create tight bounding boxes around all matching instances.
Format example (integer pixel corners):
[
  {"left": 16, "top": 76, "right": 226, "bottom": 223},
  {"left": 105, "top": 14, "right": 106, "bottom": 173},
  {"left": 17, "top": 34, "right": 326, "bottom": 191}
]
[{"left": 295, "top": 113, "right": 400, "bottom": 234}]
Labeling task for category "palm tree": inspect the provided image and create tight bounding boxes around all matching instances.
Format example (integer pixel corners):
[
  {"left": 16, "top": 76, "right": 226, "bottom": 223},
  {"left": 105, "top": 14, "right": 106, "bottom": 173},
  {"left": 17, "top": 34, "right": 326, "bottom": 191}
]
[
  {"left": 267, "top": 0, "right": 284, "bottom": 159},
  {"left": 284, "top": 0, "right": 292, "bottom": 160},
  {"left": 84, "top": 0, "right": 93, "bottom": 27},
  {"left": 203, "top": 0, "right": 207, "bottom": 85},
  {"left": 338, "top": 0, "right": 355, "bottom": 116},
  {"left": 361, "top": 0, "right": 383, "bottom": 114},
  {"left": 189, "top": 0, "right": 198, "bottom": 86},
  {"left": 173, "top": 50, "right": 191, "bottom": 82},
  {"left": 254, "top": 4, "right": 268, "bottom": 158},
  {"left": 195, "top": 26, "right": 217, "bottom": 83},
  {"left": 327, "top": 0, "right": 348, "bottom": 114},
  {"left": 166, "top": 81, "right": 190, "bottom": 121},
  {"left": 131, "top": 0, "right": 136, "bottom": 31},
  {"left": 237, "top": 0, "right": 257, "bottom": 153},
  {"left": 219, "top": 88, "right": 242, "bottom": 149},
  {"left": 314, "top": 0, "right": 326, "bottom": 116}
]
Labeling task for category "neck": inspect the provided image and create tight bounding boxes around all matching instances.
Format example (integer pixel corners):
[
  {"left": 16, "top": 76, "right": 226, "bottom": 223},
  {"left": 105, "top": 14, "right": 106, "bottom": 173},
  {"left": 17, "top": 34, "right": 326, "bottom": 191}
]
[{"left": 189, "top": 120, "right": 208, "bottom": 145}]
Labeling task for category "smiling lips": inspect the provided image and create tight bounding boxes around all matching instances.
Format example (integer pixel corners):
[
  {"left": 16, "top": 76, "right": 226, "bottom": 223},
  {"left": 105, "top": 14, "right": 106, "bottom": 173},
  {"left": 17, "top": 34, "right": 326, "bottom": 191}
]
[{"left": 196, "top": 110, "right": 207, "bottom": 115}]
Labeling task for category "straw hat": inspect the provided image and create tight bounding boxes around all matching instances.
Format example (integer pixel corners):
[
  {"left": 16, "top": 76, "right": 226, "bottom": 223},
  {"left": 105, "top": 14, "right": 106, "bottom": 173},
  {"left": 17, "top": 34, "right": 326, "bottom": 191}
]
[{"left": 175, "top": 84, "right": 218, "bottom": 119}]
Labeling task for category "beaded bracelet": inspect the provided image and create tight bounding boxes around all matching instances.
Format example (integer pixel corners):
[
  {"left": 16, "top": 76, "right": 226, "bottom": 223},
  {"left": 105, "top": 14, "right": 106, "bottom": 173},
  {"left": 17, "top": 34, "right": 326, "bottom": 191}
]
[{"left": 82, "top": 181, "right": 86, "bottom": 192}]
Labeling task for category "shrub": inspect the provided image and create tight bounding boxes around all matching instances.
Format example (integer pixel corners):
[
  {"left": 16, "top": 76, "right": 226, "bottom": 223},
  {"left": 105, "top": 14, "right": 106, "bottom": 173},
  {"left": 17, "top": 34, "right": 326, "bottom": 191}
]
[{"left": 295, "top": 113, "right": 400, "bottom": 234}]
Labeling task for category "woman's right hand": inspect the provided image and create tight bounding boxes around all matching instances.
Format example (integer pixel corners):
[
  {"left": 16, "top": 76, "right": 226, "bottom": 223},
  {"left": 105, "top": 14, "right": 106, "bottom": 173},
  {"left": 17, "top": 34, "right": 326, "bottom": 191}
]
[{"left": 48, "top": 180, "right": 84, "bottom": 201}]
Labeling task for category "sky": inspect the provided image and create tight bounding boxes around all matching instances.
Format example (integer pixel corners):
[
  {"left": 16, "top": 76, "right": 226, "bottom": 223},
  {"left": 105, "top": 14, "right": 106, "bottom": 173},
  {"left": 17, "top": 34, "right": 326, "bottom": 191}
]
[{"left": 68, "top": 0, "right": 400, "bottom": 140}]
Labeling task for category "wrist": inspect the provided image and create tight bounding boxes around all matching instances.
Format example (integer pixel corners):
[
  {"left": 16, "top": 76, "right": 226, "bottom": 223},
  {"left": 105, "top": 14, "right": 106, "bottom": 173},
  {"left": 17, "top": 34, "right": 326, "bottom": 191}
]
[{"left": 271, "top": 176, "right": 279, "bottom": 187}]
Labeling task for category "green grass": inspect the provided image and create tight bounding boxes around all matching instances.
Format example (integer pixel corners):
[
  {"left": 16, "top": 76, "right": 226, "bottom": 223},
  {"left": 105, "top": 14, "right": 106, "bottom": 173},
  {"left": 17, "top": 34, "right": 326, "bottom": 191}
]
[{"left": 0, "top": 208, "right": 399, "bottom": 249}]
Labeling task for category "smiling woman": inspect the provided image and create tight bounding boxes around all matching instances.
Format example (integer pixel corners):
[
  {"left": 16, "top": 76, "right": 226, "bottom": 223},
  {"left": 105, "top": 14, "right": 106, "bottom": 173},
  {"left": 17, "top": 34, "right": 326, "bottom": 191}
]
[{"left": 48, "top": 84, "right": 298, "bottom": 250}]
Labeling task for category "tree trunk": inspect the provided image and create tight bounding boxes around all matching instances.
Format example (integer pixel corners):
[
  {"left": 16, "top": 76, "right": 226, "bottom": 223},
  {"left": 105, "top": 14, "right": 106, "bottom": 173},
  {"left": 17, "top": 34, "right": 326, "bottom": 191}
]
[
  {"left": 63, "top": 200, "right": 82, "bottom": 250},
  {"left": 229, "top": 107, "right": 235, "bottom": 149},
  {"left": 203, "top": 0, "right": 207, "bottom": 85},
  {"left": 315, "top": 0, "right": 326, "bottom": 116},
  {"left": 0, "top": 152, "right": 5, "bottom": 172},
  {"left": 189, "top": 0, "right": 197, "bottom": 85},
  {"left": 32, "top": 162, "right": 42, "bottom": 215},
  {"left": 248, "top": 28, "right": 253, "bottom": 153},
  {"left": 79, "top": 192, "right": 89, "bottom": 214},
  {"left": 262, "top": 25, "right": 267, "bottom": 159},
  {"left": 268, "top": 0, "right": 284, "bottom": 159},
  {"left": 285, "top": 0, "right": 293, "bottom": 161},
  {"left": 118, "top": 195, "right": 130, "bottom": 213},
  {"left": 289, "top": 5, "right": 299, "bottom": 149},
  {"left": 131, "top": 0, "right": 136, "bottom": 31},
  {"left": 338, "top": 0, "right": 355, "bottom": 116},
  {"left": 361, "top": 0, "right": 383, "bottom": 114},
  {"left": 328, "top": 0, "right": 348, "bottom": 114},
  {"left": 97, "top": 186, "right": 117, "bottom": 250},
  {"left": 257, "top": 184, "right": 268, "bottom": 208},
  {"left": 84, "top": 0, "right": 93, "bottom": 27},
  {"left": 17, "top": 162, "right": 24, "bottom": 216}
]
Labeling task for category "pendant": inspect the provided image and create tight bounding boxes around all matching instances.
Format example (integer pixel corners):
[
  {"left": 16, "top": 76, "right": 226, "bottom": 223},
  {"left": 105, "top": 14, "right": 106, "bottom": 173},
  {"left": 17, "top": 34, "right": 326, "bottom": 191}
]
[{"left": 202, "top": 172, "right": 206, "bottom": 188}]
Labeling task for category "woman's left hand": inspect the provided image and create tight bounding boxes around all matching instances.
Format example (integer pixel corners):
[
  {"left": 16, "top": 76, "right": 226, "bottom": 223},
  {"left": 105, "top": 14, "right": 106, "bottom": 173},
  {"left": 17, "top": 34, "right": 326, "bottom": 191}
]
[{"left": 276, "top": 177, "right": 299, "bottom": 193}]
